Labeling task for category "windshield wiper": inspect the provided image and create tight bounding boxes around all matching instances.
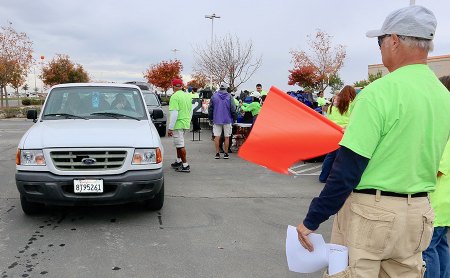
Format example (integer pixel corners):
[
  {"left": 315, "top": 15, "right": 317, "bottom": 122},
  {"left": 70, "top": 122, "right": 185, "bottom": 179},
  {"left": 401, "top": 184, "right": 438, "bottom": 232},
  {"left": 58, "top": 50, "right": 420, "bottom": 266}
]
[
  {"left": 90, "top": 112, "right": 140, "bottom": 121},
  {"left": 43, "top": 113, "right": 88, "bottom": 120}
]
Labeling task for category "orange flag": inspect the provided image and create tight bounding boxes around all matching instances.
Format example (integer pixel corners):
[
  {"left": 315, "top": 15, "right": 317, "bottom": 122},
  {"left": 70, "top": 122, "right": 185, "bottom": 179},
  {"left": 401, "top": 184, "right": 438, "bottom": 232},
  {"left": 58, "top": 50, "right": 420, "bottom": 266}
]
[{"left": 238, "top": 86, "right": 343, "bottom": 174}]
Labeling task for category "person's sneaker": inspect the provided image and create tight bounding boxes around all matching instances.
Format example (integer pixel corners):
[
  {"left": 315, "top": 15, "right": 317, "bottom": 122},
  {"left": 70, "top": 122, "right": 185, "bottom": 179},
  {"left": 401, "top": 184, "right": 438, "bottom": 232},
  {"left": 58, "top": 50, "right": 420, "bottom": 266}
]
[
  {"left": 176, "top": 164, "right": 190, "bottom": 173},
  {"left": 215, "top": 153, "right": 220, "bottom": 159},
  {"left": 171, "top": 161, "right": 182, "bottom": 169},
  {"left": 223, "top": 153, "right": 229, "bottom": 159}
]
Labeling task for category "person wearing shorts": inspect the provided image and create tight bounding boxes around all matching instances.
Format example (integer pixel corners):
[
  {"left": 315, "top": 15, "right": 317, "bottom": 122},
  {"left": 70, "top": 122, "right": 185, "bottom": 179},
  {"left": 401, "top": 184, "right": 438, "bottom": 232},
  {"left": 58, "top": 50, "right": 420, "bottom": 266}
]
[
  {"left": 208, "top": 84, "right": 236, "bottom": 159},
  {"left": 168, "top": 79, "right": 192, "bottom": 173}
]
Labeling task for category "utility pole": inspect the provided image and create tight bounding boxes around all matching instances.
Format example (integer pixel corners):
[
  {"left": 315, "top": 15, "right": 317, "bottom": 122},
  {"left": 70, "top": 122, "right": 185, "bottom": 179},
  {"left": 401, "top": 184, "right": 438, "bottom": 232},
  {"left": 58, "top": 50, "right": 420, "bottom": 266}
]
[{"left": 205, "top": 13, "right": 220, "bottom": 91}]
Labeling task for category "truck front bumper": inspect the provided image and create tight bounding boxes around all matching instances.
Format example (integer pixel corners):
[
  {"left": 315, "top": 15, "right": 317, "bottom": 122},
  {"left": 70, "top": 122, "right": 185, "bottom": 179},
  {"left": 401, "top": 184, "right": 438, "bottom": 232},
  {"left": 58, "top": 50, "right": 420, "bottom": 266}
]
[{"left": 16, "top": 169, "right": 163, "bottom": 206}]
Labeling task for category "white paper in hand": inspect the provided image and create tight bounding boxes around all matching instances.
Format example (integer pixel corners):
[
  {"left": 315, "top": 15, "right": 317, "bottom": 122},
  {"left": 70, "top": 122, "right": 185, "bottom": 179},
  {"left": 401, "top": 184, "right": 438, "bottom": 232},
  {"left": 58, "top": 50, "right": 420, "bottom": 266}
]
[
  {"left": 285, "top": 225, "right": 328, "bottom": 273},
  {"left": 326, "top": 244, "right": 348, "bottom": 275}
]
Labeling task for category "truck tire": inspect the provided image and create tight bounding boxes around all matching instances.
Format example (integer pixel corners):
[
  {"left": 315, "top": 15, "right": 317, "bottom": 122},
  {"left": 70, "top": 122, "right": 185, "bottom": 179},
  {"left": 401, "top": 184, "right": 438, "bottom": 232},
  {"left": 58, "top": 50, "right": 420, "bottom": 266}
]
[
  {"left": 158, "top": 126, "right": 166, "bottom": 137},
  {"left": 143, "top": 183, "right": 164, "bottom": 211},
  {"left": 20, "top": 196, "right": 45, "bottom": 215}
]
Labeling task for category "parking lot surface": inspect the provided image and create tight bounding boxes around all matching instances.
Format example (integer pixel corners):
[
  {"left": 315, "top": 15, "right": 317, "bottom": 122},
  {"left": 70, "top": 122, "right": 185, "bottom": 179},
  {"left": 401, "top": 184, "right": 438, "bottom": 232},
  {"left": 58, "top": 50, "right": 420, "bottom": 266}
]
[{"left": 0, "top": 118, "right": 330, "bottom": 278}]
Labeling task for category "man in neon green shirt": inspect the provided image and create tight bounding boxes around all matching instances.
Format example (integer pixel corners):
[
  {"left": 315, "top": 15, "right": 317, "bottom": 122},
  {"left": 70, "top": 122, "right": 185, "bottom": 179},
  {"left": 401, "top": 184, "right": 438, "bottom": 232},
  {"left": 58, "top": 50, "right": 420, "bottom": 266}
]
[
  {"left": 297, "top": 6, "right": 450, "bottom": 277},
  {"left": 256, "top": 83, "right": 267, "bottom": 96},
  {"left": 240, "top": 91, "right": 261, "bottom": 123},
  {"left": 422, "top": 75, "right": 450, "bottom": 278},
  {"left": 168, "top": 79, "right": 192, "bottom": 173},
  {"left": 316, "top": 91, "right": 327, "bottom": 107}
]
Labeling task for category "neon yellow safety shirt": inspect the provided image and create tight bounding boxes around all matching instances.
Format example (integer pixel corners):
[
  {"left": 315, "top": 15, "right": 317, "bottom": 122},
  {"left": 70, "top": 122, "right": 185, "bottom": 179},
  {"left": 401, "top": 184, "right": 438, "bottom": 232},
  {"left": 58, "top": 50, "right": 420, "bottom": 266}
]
[
  {"left": 340, "top": 64, "right": 450, "bottom": 194},
  {"left": 431, "top": 138, "right": 450, "bottom": 227},
  {"left": 326, "top": 105, "right": 351, "bottom": 128},
  {"left": 169, "top": 90, "right": 192, "bottom": 130}
]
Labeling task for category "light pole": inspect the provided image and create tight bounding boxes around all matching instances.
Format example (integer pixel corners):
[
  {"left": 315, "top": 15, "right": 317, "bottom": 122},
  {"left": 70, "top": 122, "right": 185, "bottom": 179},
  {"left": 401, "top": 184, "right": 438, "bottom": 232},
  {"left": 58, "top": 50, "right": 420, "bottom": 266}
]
[
  {"left": 410, "top": 0, "right": 415, "bottom": 5},
  {"left": 171, "top": 49, "right": 180, "bottom": 59},
  {"left": 40, "top": 55, "right": 45, "bottom": 94},
  {"left": 205, "top": 13, "right": 220, "bottom": 91}
]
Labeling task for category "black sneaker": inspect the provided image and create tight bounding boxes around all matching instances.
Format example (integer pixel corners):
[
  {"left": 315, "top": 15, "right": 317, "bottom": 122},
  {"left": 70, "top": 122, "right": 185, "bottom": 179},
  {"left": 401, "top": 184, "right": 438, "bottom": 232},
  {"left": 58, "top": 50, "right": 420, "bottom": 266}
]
[
  {"left": 176, "top": 164, "right": 190, "bottom": 173},
  {"left": 215, "top": 153, "right": 220, "bottom": 159},
  {"left": 171, "top": 161, "right": 182, "bottom": 169},
  {"left": 223, "top": 153, "right": 229, "bottom": 159}
]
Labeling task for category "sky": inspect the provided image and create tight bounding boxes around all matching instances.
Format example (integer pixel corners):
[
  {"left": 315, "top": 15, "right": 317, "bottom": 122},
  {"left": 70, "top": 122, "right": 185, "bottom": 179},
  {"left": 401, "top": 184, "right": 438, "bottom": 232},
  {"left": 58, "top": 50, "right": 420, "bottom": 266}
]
[{"left": 1, "top": 0, "right": 450, "bottom": 94}]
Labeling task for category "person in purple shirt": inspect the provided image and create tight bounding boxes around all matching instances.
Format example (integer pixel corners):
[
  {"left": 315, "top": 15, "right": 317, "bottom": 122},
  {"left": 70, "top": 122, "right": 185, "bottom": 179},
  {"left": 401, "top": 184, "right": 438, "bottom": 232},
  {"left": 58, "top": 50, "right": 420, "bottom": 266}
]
[{"left": 208, "top": 84, "right": 237, "bottom": 159}]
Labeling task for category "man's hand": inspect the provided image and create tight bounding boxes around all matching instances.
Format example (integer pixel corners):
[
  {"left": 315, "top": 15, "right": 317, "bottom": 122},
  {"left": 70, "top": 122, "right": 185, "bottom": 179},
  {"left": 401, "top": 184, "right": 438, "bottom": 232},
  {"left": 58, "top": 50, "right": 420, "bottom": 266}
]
[
  {"left": 296, "top": 223, "right": 314, "bottom": 252},
  {"left": 168, "top": 129, "right": 173, "bottom": 137}
]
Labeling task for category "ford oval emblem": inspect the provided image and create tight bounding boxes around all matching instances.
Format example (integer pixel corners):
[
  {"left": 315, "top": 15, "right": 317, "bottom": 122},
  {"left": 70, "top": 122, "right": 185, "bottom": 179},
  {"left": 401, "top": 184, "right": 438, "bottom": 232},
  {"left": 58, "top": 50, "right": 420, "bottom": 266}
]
[{"left": 81, "top": 158, "right": 97, "bottom": 165}]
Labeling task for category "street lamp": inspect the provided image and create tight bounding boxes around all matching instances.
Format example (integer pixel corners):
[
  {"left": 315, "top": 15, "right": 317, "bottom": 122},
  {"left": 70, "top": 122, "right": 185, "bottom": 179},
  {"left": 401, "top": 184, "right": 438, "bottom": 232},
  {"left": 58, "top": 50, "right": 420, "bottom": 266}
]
[
  {"left": 205, "top": 13, "right": 220, "bottom": 91},
  {"left": 40, "top": 55, "right": 45, "bottom": 94},
  {"left": 171, "top": 48, "right": 180, "bottom": 59}
]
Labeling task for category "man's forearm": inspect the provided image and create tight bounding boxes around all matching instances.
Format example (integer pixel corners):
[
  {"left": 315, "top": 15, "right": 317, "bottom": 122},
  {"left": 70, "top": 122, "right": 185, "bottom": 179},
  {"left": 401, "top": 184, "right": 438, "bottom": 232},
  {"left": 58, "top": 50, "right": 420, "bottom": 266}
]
[{"left": 303, "top": 146, "right": 369, "bottom": 230}]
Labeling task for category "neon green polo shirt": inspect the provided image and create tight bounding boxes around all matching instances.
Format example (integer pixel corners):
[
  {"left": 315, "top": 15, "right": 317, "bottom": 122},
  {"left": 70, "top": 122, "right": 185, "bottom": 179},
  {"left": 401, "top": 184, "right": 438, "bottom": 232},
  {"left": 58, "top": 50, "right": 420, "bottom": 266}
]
[
  {"left": 317, "top": 97, "right": 326, "bottom": 107},
  {"left": 431, "top": 138, "right": 450, "bottom": 227},
  {"left": 242, "top": 102, "right": 261, "bottom": 116},
  {"left": 169, "top": 90, "right": 192, "bottom": 130},
  {"left": 340, "top": 64, "right": 450, "bottom": 194},
  {"left": 326, "top": 105, "right": 351, "bottom": 128}
]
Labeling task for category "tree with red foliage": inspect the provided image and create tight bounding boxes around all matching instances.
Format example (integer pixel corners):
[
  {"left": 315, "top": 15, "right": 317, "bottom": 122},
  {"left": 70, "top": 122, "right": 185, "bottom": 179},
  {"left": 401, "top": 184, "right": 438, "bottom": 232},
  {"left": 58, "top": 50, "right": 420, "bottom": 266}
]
[
  {"left": 187, "top": 72, "right": 208, "bottom": 89},
  {"left": 41, "top": 54, "right": 89, "bottom": 87},
  {"left": 0, "top": 23, "right": 33, "bottom": 107},
  {"left": 288, "top": 65, "right": 320, "bottom": 91},
  {"left": 144, "top": 60, "right": 183, "bottom": 95},
  {"left": 289, "top": 29, "right": 346, "bottom": 92}
]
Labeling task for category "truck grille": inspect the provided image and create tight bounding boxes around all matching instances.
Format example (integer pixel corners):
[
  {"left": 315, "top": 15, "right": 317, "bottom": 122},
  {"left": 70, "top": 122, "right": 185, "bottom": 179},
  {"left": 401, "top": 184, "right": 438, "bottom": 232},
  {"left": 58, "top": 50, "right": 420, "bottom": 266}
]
[{"left": 50, "top": 150, "right": 127, "bottom": 170}]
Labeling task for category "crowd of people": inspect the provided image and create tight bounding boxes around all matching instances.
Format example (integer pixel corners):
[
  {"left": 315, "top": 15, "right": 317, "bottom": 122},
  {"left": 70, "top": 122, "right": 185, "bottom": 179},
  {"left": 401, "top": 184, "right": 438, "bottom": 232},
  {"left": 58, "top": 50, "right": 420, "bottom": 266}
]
[{"left": 166, "top": 5, "right": 450, "bottom": 277}]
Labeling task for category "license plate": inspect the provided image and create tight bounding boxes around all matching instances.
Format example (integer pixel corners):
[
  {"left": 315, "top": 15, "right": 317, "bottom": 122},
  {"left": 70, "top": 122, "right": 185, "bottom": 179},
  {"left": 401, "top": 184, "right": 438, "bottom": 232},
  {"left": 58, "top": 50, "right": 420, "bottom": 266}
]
[{"left": 74, "top": 179, "right": 103, "bottom": 193}]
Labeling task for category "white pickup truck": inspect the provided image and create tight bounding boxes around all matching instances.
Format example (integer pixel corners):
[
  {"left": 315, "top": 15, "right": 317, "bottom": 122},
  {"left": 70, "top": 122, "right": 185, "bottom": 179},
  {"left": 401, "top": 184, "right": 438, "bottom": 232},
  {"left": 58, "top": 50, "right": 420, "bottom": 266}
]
[{"left": 15, "top": 83, "right": 165, "bottom": 214}]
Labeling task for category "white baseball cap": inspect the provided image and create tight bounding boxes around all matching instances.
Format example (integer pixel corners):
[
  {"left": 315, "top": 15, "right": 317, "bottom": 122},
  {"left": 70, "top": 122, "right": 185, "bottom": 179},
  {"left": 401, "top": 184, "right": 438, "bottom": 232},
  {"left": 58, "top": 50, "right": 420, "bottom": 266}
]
[{"left": 366, "top": 5, "right": 436, "bottom": 40}]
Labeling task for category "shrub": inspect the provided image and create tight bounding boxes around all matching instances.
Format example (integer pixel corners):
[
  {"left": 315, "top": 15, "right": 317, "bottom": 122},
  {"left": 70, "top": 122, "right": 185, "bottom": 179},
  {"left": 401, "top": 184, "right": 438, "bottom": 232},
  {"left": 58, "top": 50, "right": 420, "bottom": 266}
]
[
  {"left": 22, "top": 98, "right": 31, "bottom": 105},
  {"left": 1, "top": 107, "right": 23, "bottom": 118},
  {"left": 160, "top": 96, "right": 170, "bottom": 104},
  {"left": 31, "top": 98, "right": 45, "bottom": 105}
]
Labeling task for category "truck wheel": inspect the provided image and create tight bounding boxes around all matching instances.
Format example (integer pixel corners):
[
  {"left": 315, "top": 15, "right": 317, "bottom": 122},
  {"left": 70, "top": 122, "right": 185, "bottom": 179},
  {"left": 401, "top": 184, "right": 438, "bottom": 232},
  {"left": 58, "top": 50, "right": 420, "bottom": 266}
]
[
  {"left": 20, "top": 196, "right": 46, "bottom": 215},
  {"left": 158, "top": 126, "right": 166, "bottom": 137},
  {"left": 143, "top": 183, "right": 164, "bottom": 211}
]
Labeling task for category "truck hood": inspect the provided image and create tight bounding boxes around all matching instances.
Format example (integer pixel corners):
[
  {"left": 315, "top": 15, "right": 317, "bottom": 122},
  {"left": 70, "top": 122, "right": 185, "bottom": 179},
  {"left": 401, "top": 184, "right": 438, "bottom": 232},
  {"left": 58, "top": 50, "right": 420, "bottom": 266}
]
[{"left": 21, "top": 119, "right": 158, "bottom": 149}]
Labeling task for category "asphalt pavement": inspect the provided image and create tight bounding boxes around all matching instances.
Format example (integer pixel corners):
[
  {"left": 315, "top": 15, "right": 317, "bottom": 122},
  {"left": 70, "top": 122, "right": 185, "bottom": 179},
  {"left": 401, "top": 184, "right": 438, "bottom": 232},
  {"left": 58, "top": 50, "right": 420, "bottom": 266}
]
[{"left": 0, "top": 118, "right": 331, "bottom": 278}]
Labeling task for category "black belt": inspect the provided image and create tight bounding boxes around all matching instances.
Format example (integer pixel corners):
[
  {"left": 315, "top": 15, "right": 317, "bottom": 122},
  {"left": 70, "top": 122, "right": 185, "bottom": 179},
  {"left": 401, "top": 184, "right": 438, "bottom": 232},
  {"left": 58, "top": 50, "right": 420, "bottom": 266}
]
[{"left": 353, "top": 189, "right": 428, "bottom": 198}]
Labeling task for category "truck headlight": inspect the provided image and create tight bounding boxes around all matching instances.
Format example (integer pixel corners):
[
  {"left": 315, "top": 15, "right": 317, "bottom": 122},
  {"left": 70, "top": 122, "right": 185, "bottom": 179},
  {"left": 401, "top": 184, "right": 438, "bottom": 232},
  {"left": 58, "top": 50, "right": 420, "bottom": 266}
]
[
  {"left": 132, "top": 148, "right": 162, "bottom": 164},
  {"left": 17, "top": 149, "right": 46, "bottom": 166}
]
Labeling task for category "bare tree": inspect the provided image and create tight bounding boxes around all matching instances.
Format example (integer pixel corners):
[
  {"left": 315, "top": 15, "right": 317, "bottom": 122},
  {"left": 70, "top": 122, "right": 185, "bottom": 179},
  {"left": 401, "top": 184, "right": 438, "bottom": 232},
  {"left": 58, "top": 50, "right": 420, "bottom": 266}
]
[
  {"left": 194, "top": 34, "right": 262, "bottom": 91},
  {"left": 0, "top": 23, "right": 33, "bottom": 107}
]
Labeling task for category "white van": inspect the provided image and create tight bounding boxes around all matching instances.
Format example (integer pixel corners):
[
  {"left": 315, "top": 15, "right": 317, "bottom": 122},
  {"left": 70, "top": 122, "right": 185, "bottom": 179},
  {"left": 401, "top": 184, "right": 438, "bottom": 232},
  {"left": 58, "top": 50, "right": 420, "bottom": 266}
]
[{"left": 16, "top": 83, "right": 165, "bottom": 214}]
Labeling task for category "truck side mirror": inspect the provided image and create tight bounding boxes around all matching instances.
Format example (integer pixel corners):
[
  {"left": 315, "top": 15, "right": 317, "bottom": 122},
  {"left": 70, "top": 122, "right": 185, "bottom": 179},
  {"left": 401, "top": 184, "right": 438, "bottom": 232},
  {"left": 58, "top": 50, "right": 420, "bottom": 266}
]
[
  {"left": 27, "top": 109, "right": 38, "bottom": 122},
  {"left": 152, "top": 109, "right": 164, "bottom": 119}
]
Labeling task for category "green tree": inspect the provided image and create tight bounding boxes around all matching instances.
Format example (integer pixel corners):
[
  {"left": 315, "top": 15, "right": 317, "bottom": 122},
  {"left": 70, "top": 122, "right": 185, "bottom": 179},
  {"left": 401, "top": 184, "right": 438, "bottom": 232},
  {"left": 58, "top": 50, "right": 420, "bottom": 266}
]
[
  {"left": 353, "top": 71, "right": 383, "bottom": 88},
  {"left": 22, "top": 84, "right": 29, "bottom": 94},
  {"left": 329, "top": 74, "right": 344, "bottom": 92},
  {"left": 41, "top": 54, "right": 90, "bottom": 86}
]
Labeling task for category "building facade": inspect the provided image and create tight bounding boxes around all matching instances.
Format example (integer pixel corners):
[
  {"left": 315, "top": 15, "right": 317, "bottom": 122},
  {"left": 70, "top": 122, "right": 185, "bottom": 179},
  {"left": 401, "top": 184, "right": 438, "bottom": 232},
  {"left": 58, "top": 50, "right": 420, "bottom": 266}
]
[{"left": 368, "top": 54, "right": 450, "bottom": 78}]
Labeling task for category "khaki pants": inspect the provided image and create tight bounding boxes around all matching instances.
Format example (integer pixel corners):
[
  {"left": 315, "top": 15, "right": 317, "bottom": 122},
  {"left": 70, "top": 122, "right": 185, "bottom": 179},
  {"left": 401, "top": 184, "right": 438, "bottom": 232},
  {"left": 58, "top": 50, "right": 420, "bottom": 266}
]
[{"left": 327, "top": 191, "right": 434, "bottom": 278}]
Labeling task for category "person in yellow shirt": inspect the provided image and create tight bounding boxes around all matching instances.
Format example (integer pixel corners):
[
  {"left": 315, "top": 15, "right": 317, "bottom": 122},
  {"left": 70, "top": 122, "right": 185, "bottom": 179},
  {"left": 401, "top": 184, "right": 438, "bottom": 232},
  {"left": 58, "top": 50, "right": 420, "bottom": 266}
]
[
  {"left": 319, "top": 85, "right": 356, "bottom": 183},
  {"left": 422, "top": 75, "right": 450, "bottom": 278}
]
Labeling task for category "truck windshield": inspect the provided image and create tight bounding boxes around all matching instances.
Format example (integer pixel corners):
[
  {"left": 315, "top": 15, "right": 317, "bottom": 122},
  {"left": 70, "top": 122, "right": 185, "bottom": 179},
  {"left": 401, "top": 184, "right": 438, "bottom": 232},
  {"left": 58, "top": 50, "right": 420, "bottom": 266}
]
[{"left": 42, "top": 87, "right": 148, "bottom": 120}]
